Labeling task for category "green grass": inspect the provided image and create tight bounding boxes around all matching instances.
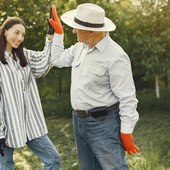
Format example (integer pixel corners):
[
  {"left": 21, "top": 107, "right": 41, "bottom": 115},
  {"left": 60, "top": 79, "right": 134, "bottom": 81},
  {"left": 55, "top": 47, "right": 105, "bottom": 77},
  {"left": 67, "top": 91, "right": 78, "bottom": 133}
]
[{"left": 14, "top": 112, "right": 170, "bottom": 170}]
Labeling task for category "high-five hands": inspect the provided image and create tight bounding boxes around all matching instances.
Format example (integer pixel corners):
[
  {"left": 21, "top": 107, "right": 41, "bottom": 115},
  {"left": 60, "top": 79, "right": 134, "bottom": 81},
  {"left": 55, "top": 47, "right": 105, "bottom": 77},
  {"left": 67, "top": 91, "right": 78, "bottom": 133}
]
[
  {"left": 120, "top": 133, "right": 140, "bottom": 155},
  {"left": 49, "top": 5, "right": 63, "bottom": 34}
]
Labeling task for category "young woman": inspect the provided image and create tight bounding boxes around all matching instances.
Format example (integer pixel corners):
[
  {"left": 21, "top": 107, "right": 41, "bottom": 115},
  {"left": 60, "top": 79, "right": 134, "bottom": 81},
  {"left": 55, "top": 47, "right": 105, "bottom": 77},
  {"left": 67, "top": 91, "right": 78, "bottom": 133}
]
[{"left": 0, "top": 17, "right": 60, "bottom": 170}]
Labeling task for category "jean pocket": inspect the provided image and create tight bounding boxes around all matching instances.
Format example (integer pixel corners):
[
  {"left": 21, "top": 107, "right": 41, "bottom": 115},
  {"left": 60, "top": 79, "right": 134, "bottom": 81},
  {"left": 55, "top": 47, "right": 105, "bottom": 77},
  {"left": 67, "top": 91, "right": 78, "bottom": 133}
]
[{"left": 91, "top": 111, "right": 115, "bottom": 122}]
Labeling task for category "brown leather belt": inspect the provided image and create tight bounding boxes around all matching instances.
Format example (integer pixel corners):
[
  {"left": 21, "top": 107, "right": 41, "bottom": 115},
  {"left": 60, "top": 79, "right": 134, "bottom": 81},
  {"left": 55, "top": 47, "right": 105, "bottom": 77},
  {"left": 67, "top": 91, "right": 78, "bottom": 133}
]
[{"left": 74, "top": 103, "right": 119, "bottom": 118}]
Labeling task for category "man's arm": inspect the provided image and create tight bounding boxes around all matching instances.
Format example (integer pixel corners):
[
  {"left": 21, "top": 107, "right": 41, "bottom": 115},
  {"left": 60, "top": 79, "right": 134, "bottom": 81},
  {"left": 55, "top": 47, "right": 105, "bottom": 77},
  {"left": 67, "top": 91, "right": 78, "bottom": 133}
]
[
  {"left": 109, "top": 52, "right": 140, "bottom": 155},
  {"left": 49, "top": 5, "right": 74, "bottom": 67}
]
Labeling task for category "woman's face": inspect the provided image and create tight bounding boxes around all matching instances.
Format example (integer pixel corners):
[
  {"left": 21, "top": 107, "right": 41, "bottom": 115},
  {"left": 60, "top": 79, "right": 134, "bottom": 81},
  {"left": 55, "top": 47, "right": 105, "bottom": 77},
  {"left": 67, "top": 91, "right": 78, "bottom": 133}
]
[{"left": 5, "top": 24, "right": 25, "bottom": 52}]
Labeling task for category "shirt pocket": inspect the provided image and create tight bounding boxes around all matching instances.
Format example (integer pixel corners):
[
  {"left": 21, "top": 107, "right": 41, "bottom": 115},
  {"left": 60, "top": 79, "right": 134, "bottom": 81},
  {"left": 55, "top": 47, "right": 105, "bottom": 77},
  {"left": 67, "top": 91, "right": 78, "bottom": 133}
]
[
  {"left": 88, "top": 62, "right": 106, "bottom": 77},
  {"left": 86, "top": 62, "right": 108, "bottom": 86}
]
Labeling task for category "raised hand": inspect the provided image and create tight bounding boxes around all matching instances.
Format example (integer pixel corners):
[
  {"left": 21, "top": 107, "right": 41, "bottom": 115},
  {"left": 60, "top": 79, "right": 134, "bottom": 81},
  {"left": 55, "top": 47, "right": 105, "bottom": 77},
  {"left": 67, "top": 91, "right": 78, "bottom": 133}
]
[{"left": 49, "top": 5, "right": 63, "bottom": 34}]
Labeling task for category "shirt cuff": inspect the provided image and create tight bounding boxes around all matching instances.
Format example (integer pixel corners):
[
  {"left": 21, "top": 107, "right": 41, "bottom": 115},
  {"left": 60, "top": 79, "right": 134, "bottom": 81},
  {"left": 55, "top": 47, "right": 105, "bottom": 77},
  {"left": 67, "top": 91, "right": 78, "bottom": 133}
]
[
  {"left": 53, "top": 33, "right": 64, "bottom": 46},
  {"left": 120, "top": 122, "right": 136, "bottom": 134}
]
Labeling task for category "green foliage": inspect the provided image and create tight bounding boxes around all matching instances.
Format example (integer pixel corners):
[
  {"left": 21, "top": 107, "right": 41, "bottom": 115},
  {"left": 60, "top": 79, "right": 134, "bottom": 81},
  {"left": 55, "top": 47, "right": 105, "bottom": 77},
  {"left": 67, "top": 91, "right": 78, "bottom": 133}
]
[
  {"left": 1, "top": 0, "right": 170, "bottom": 112},
  {"left": 37, "top": 68, "right": 72, "bottom": 117},
  {"left": 130, "top": 0, "right": 170, "bottom": 88},
  {"left": 0, "top": 0, "right": 61, "bottom": 50},
  {"left": 137, "top": 88, "right": 170, "bottom": 113}
]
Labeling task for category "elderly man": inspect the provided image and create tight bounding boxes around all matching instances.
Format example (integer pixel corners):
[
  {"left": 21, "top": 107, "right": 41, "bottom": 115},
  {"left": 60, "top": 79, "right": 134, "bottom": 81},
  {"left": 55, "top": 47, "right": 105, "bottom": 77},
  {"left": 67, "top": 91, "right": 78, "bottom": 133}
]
[{"left": 49, "top": 3, "right": 140, "bottom": 170}]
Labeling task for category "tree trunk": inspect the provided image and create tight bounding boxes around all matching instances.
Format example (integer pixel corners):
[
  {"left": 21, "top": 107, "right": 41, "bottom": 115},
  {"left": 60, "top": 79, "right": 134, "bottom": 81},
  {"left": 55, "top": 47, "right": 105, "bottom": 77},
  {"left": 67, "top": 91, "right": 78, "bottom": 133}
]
[
  {"left": 58, "top": 69, "right": 62, "bottom": 97},
  {"left": 155, "top": 76, "right": 160, "bottom": 99}
]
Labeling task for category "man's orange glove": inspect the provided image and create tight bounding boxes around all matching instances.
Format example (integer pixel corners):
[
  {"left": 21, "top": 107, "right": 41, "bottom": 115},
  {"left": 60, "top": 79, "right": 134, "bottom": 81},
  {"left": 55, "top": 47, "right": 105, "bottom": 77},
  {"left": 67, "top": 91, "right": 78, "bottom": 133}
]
[
  {"left": 120, "top": 133, "right": 140, "bottom": 155},
  {"left": 49, "top": 5, "right": 63, "bottom": 34}
]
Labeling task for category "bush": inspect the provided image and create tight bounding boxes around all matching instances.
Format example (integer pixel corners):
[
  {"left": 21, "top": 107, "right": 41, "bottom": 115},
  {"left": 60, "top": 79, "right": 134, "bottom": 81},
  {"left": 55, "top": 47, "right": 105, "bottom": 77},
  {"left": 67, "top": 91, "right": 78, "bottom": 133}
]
[
  {"left": 137, "top": 88, "right": 170, "bottom": 113},
  {"left": 41, "top": 95, "right": 72, "bottom": 118}
]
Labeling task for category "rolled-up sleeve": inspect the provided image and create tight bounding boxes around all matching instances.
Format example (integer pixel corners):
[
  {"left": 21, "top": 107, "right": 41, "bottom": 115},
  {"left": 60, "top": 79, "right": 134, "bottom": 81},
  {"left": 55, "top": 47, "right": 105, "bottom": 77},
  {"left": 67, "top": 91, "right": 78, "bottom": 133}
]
[
  {"left": 51, "top": 33, "right": 74, "bottom": 68},
  {"left": 24, "top": 38, "right": 52, "bottom": 78}
]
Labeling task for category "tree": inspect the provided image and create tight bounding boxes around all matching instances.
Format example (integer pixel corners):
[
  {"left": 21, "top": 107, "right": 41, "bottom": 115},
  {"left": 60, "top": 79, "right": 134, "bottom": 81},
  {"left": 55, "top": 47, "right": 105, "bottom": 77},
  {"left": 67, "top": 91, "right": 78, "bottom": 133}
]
[
  {"left": 1, "top": 0, "right": 169, "bottom": 113},
  {"left": 134, "top": 0, "right": 170, "bottom": 97}
]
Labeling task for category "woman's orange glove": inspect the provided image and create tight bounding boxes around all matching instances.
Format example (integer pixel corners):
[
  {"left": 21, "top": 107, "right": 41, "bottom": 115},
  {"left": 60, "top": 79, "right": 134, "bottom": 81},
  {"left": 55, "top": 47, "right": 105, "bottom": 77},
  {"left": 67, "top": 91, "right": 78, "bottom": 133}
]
[
  {"left": 49, "top": 5, "right": 63, "bottom": 34},
  {"left": 120, "top": 133, "right": 140, "bottom": 155}
]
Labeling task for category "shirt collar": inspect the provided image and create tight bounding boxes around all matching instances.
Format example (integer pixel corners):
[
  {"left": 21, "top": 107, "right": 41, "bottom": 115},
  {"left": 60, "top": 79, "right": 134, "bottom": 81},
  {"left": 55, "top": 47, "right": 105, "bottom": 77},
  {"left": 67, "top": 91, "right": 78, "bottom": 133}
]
[
  {"left": 4, "top": 51, "right": 13, "bottom": 60},
  {"left": 84, "top": 33, "right": 110, "bottom": 53},
  {"left": 95, "top": 33, "right": 110, "bottom": 53},
  {"left": 4, "top": 51, "right": 19, "bottom": 62}
]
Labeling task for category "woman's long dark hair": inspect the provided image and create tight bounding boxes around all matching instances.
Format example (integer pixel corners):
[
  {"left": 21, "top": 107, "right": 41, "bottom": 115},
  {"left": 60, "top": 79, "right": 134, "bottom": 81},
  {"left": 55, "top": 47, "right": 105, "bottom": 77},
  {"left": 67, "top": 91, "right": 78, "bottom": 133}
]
[{"left": 0, "top": 17, "right": 28, "bottom": 67}]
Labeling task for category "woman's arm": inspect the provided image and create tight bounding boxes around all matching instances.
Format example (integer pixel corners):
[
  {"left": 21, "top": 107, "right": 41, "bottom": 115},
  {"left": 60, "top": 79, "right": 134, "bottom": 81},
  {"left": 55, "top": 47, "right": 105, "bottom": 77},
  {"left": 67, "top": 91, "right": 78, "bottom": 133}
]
[
  {"left": 24, "top": 37, "right": 53, "bottom": 78},
  {"left": 0, "top": 88, "right": 5, "bottom": 139}
]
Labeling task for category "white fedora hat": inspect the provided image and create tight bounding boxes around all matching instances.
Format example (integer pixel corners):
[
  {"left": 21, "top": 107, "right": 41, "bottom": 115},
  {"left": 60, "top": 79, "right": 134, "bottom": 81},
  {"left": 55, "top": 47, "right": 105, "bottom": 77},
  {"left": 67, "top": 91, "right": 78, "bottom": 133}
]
[{"left": 61, "top": 3, "right": 116, "bottom": 32}]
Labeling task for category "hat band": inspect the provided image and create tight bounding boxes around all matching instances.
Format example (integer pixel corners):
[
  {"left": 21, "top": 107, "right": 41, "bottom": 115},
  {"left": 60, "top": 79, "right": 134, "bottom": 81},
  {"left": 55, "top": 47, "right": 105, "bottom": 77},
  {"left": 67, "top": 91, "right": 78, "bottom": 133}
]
[{"left": 74, "top": 17, "right": 104, "bottom": 28}]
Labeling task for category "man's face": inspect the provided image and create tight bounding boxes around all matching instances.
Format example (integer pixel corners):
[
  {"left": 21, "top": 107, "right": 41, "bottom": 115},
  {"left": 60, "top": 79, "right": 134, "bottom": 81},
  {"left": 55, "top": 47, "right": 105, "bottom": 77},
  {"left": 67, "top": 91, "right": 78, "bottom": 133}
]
[{"left": 72, "top": 28, "right": 90, "bottom": 44}]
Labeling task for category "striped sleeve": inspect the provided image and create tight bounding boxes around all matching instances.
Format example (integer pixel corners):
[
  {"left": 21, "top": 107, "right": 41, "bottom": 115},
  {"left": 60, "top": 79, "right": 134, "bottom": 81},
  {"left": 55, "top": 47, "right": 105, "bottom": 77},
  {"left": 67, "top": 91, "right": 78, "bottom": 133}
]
[
  {"left": 24, "top": 38, "right": 52, "bottom": 78},
  {"left": 0, "top": 87, "right": 5, "bottom": 139}
]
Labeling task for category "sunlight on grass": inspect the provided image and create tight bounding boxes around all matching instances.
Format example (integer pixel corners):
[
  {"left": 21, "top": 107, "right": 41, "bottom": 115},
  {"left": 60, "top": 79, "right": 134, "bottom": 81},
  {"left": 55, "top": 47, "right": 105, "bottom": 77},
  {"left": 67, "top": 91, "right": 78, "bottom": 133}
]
[
  {"left": 128, "top": 152, "right": 166, "bottom": 170},
  {"left": 128, "top": 111, "right": 170, "bottom": 170},
  {"left": 60, "top": 123, "right": 71, "bottom": 138},
  {"left": 14, "top": 112, "right": 170, "bottom": 170},
  {"left": 14, "top": 147, "right": 43, "bottom": 170},
  {"left": 14, "top": 152, "right": 32, "bottom": 170}
]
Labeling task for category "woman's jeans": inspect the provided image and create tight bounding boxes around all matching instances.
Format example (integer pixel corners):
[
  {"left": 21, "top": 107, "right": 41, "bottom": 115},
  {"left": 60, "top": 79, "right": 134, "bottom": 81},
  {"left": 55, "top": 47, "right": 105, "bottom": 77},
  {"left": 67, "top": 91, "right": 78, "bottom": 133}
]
[
  {"left": 72, "top": 108, "right": 129, "bottom": 170},
  {"left": 0, "top": 135, "right": 60, "bottom": 170}
]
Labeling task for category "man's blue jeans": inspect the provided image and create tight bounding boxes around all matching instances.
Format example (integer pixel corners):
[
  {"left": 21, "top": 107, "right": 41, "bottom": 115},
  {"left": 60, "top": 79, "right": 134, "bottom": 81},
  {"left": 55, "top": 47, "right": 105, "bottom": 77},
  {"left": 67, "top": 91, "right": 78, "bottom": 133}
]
[
  {"left": 0, "top": 135, "right": 60, "bottom": 170},
  {"left": 72, "top": 108, "right": 129, "bottom": 170}
]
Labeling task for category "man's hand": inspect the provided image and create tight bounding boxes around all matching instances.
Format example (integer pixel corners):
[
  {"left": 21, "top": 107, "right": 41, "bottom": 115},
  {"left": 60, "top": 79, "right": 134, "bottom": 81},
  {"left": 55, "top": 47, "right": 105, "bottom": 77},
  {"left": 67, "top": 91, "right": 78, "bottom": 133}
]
[
  {"left": 49, "top": 5, "right": 63, "bottom": 34},
  {"left": 120, "top": 133, "right": 140, "bottom": 155},
  {"left": 0, "top": 138, "right": 5, "bottom": 157}
]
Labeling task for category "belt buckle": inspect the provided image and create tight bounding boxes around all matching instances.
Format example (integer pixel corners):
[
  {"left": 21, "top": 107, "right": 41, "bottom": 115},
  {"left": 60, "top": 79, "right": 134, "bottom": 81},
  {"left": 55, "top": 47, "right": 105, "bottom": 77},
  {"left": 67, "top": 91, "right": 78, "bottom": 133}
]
[{"left": 76, "top": 110, "right": 89, "bottom": 118}]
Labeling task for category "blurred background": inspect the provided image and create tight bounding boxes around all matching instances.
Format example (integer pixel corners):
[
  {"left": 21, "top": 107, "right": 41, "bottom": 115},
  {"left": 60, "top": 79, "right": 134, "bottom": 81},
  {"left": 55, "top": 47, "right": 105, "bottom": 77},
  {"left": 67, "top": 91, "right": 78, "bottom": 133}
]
[
  {"left": 1, "top": 0, "right": 170, "bottom": 116},
  {"left": 0, "top": 0, "right": 170, "bottom": 169}
]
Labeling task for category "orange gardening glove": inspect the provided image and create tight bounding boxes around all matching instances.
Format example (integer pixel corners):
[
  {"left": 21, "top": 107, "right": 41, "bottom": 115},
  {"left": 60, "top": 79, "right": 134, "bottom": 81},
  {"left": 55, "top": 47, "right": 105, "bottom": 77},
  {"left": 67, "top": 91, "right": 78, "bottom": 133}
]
[
  {"left": 49, "top": 5, "right": 63, "bottom": 34},
  {"left": 120, "top": 133, "right": 140, "bottom": 155}
]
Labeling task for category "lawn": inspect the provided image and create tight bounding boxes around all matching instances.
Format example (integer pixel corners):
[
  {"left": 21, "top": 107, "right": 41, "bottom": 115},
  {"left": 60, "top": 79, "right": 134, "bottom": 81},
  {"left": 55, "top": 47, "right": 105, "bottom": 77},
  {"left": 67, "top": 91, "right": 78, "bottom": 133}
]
[{"left": 14, "top": 111, "right": 170, "bottom": 170}]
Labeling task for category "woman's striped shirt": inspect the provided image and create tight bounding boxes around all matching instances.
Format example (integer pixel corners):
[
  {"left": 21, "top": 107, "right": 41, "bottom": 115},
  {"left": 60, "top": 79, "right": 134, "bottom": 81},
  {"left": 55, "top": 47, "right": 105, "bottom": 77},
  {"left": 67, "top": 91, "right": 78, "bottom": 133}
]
[{"left": 0, "top": 40, "right": 52, "bottom": 148}]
